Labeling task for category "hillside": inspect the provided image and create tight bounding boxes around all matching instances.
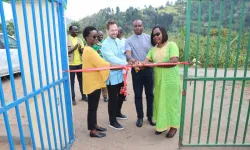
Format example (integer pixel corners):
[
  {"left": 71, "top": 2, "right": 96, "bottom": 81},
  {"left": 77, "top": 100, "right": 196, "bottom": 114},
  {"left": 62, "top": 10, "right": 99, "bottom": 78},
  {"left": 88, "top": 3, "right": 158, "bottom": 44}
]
[
  {"left": 68, "top": 0, "right": 250, "bottom": 69},
  {"left": 68, "top": 0, "right": 250, "bottom": 36}
]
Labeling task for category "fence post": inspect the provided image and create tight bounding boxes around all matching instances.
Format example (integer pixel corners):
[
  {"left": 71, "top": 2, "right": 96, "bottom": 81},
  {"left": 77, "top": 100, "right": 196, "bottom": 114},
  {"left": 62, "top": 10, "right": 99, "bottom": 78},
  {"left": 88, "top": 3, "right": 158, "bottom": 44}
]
[
  {"left": 179, "top": 0, "right": 191, "bottom": 147},
  {"left": 58, "top": 0, "right": 75, "bottom": 145}
]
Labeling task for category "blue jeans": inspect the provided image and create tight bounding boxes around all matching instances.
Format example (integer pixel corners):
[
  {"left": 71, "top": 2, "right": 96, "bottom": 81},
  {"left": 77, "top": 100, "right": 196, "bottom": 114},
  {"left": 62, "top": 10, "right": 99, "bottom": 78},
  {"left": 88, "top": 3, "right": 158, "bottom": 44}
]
[{"left": 131, "top": 68, "right": 154, "bottom": 119}]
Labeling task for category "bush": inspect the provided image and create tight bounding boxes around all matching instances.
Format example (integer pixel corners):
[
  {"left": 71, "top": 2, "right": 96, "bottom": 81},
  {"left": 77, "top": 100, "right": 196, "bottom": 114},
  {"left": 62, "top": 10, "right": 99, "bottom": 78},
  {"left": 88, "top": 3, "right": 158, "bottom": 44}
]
[
  {"left": 210, "top": 28, "right": 237, "bottom": 38},
  {"left": 171, "top": 30, "right": 248, "bottom": 68}
]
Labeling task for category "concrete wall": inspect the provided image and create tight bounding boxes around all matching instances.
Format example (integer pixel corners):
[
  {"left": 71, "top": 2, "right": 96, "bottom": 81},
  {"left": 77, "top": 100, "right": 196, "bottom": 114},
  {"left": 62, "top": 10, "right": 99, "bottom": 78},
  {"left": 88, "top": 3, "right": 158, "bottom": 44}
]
[{"left": 16, "top": 1, "right": 68, "bottom": 149}]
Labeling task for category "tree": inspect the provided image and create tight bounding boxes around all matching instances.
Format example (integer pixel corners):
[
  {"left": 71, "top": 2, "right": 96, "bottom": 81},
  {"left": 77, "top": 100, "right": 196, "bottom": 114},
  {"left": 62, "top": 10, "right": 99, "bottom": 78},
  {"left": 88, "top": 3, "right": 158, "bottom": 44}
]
[
  {"left": 6, "top": 21, "right": 15, "bottom": 36},
  {"left": 166, "top": 1, "right": 170, "bottom": 6},
  {"left": 0, "top": 21, "right": 15, "bottom": 36},
  {"left": 116, "top": 6, "right": 120, "bottom": 14},
  {"left": 245, "top": 13, "right": 250, "bottom": 27},
  {"left": 157, "top": 13, "right": 174, "bottom": 31}
]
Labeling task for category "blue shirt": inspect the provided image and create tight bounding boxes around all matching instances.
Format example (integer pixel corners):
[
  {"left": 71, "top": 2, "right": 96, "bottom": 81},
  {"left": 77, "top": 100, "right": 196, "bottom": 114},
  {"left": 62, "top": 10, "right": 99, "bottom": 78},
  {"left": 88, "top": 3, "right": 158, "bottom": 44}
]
[{"left": 101, "top": 36, "right": 128, "bottom": 85}]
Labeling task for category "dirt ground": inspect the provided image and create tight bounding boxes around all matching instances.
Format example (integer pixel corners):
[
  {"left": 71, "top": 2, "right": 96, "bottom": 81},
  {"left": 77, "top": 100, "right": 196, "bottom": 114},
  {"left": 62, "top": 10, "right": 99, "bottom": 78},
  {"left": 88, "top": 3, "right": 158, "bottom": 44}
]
[
  {"left": 70, "top": 69, "right": 250, "bottom": 150},
  {"left": 71, "top": 72, "right": 180, "bottom": 150},
  {"left": 0, "top": 68, "right": 250, "bottom": 150}
]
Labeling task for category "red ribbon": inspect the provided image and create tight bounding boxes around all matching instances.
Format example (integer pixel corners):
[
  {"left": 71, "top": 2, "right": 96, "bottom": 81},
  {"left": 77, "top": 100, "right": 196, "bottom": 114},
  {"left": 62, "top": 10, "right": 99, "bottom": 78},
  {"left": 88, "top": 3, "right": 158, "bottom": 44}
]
[
  {"left": 120, "top": 66, "right": 129, "bottom": 96},
  {"left": 63, "top": 62, "right": 190, "bottom": 96},
  {"left": 63, "top": 62, "right": 190, "bottom": 73}
]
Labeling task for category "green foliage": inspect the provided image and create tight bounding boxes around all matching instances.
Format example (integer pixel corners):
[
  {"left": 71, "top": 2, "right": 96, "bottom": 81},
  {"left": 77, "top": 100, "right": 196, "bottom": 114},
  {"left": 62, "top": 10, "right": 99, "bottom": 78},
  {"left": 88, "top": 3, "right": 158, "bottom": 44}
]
[
  {"left": 0, "top": 21, "right": 15, "bottom": 36},
  {"left": 210, "top": 28, "right": 237, "bottom": 38},
  {"left": 173, "top": 30, "right": 249, "bottom": 68},
  {"left": 74, "top": 5, "right": 175, "bottom": 36}
]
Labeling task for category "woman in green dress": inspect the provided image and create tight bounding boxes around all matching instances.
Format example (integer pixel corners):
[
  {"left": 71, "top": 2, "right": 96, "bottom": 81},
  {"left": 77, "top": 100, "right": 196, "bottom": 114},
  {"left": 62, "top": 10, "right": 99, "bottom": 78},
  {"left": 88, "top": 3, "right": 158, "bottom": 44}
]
[{"left": 142, "top": 26, "right": 181, "bottom": 138}]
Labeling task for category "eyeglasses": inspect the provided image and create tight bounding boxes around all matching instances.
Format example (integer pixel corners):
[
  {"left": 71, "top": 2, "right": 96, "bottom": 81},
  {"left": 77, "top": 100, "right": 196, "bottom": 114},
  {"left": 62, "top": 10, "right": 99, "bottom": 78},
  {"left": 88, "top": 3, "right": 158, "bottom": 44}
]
[
  {"left": 152, "top": 32, "right": 161, "bottom": 38},
  {"left": 92, "top": 36, "right": 98, "bottom": 39}
]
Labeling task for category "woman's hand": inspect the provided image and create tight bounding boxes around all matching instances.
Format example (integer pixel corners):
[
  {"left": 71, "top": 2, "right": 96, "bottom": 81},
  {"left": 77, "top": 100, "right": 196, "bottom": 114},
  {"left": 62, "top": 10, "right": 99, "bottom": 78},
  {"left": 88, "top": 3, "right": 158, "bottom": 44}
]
[
  {"left": 133, "top": 61, "right": 142, "bottom": 72},
  {"left": 140, "top": 59, "right": 154, "bottom": 68}
]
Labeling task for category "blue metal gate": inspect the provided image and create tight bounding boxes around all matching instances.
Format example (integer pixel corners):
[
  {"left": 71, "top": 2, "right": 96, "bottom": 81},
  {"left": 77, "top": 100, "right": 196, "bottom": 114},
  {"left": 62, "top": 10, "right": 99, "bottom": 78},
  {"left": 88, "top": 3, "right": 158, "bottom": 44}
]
[{"left": 0, "top": 0, "right": 74, "bottom": 149}]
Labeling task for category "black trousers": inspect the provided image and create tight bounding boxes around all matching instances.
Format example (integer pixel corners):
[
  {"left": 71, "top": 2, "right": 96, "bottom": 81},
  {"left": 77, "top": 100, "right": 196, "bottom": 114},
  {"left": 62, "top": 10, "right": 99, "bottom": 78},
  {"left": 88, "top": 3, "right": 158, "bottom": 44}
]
[
  {"left": 69, "top": 65, "right": 86, "bottom": 102},
  {"left": 131, "top": 68, "right": 154, "bottom": 119},
  {"left": 107, "top": 82, "right": 126, "bottom": 124},
  {"left": 87, "top": 89, "right": 101, "bottom": 130}
]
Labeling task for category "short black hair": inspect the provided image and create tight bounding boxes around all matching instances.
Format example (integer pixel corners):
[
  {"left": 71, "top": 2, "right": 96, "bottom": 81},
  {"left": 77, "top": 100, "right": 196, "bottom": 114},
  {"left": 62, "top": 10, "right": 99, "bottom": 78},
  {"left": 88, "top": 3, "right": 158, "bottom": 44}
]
[
  {"left": 82, "top": 26, "right": 97, "bottom": 41},
  {"left": 133, "top": 19, "right": 143, "bottom": 25},
  {"left": 150, "top": 25, "right": 168, "bottom": 46},
  {"left": 69, "top": 25, "right": 77, "bottom": 31}
]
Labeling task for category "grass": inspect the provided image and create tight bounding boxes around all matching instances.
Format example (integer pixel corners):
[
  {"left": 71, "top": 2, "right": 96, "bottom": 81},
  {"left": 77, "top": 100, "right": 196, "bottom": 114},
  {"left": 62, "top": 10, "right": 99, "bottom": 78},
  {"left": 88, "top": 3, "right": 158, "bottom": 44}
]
[
  {"left": 158, "top": 6, "right": 180, "bottom": 15},
  {"left": 246, "top": 81, "right": 250, "bottom": 86}
]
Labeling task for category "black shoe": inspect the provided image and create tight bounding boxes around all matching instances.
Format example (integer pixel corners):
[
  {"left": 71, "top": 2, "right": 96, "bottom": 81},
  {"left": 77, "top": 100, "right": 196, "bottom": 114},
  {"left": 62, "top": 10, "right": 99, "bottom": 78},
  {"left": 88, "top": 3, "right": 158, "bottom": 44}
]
[
  {"left": 136, "top": 119, "right": 143, "bottom": 127},
  {"left": 104, "top": 97, "right": 108, "bottom": 102},
  {"left": 89, "top": 132, "right": 106, "bottom": 138},
  {"left": 72, "top": 101, "right": 76, "bottom": 106},
  {"left": 117, "top": 114, "right": 128, "bottom": 120},
  {"left": 148, "top": 118, "right": 156, "bottom": 126},
  {"left": 155, "top": 130, "right": 166, "bottom": 135},
  {"left": 81, "top": 96, "right": 88, "bottom": 102},
  {"left": 96, "top": 126, "right": 107, "bottom": 132},
  {"left": 109, "top": 122, "right": 124, "bottom": 130}
]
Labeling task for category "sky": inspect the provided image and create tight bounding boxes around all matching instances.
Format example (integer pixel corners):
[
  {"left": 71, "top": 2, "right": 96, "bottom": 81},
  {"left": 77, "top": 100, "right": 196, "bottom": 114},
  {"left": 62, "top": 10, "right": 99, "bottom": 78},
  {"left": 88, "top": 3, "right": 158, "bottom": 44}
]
[
  {"left": 65, "top": 0, "right": 177, "bottom": 20},
  {"left": 0, "top": 2, "right": 13, "bottom": 22}
]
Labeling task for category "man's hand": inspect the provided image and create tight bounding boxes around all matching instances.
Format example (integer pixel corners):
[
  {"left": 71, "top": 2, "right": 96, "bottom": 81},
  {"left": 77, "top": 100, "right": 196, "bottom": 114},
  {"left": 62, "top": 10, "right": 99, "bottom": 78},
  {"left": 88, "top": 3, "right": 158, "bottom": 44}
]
[
  {"left": 68, "top": 43, "right": 80, "bottom": 54},
  {"left": 136, "top": 61, "right": 146, "bottom": 71},
  {"left": 97, "top": 42, "right": 102, "bottom": 46},
  {"left": 128, "top": 58, "right": 137, "bottom": 65},
  {"left": 78, "top": 44, "right": 84, "bottom": 53},
  {"left": 73, "top": 43, "right": 79, "bottom": 51}
]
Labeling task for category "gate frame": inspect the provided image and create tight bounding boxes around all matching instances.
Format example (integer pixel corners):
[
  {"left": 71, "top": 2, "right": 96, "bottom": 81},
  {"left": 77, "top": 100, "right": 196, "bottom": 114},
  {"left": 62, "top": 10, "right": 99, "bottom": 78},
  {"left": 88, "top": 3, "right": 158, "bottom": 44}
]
[{"left": 179, "top": 0, "right": 250, "bottom": 148}]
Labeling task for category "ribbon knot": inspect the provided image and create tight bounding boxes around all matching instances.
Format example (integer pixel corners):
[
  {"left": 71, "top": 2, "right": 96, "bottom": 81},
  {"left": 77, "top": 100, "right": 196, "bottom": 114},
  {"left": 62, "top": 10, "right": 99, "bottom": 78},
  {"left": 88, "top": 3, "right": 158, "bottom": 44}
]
[{"left": 120, "top": 66, "right": 130, "bottom": 96}]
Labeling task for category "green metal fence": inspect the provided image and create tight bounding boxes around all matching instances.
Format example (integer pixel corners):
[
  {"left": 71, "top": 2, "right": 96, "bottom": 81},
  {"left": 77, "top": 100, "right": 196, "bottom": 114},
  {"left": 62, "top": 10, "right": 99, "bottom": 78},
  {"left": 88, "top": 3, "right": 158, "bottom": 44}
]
[{"left": 179, "top": 0, "right": 250, "bottom": 147}]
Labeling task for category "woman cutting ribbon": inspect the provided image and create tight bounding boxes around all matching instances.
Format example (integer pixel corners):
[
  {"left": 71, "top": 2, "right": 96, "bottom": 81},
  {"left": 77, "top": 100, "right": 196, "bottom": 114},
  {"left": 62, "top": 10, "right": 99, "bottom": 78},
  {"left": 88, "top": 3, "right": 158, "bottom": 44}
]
[
  {"left": 82, "top": 26, "right": 123, "bottom": 138},
  {"left": 141, "top": 26, "right": 181, "bottom": 138}
]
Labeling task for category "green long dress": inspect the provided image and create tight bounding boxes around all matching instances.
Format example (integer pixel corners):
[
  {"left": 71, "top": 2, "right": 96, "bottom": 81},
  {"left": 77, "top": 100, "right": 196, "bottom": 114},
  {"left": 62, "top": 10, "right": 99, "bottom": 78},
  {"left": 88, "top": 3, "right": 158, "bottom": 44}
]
[{"left": 146, "top": 41, "right": 181, "bottom": 132}]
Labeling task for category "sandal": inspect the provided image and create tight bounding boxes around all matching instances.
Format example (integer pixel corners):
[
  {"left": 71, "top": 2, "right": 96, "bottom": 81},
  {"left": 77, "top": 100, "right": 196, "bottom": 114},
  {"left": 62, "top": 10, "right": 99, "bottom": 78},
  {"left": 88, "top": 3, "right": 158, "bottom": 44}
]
[{"left": 166, "top": 128, "right": 177, "bottom": 138}]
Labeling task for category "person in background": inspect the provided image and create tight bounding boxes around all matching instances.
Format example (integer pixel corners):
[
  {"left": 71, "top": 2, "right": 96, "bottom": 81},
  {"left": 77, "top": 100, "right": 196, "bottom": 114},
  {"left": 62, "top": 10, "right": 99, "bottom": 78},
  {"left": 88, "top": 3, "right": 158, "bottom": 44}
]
[
  {"left": 117, "top": 27, "right": 126, "bottom": 55},
  {"left": 93, "top": 31, "right": 104, "bottom": 54},
  {"left": 82, "top": 26, "right": 123, "bottom": 138},
  {"left": 117, "top": 27, "right": 128, "bottom": 101},
  {"left": 101, "top": 20, "right": 128, "bottom": 130},
  {"left": 142, "top": 26, "right": 181, "bottom": 138},
  {"left": 67, "top": 25, "right": 87, "bottom": 105},
  {"left": 98, "top": 31, "right": 104, "bottom": 43},
  {"left": 125, "top": 20, "right": 155, "bottom": 127},
  {"left": 92, "top": 30, "right": 109, "bottom": 102}
]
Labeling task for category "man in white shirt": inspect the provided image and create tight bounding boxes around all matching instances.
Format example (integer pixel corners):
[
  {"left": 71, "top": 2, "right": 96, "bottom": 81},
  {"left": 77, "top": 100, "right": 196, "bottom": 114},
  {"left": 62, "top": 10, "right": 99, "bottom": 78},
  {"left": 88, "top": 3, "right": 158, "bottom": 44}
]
[{"left": 117, "top": 27, "right": 126, "bottom": 55}]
